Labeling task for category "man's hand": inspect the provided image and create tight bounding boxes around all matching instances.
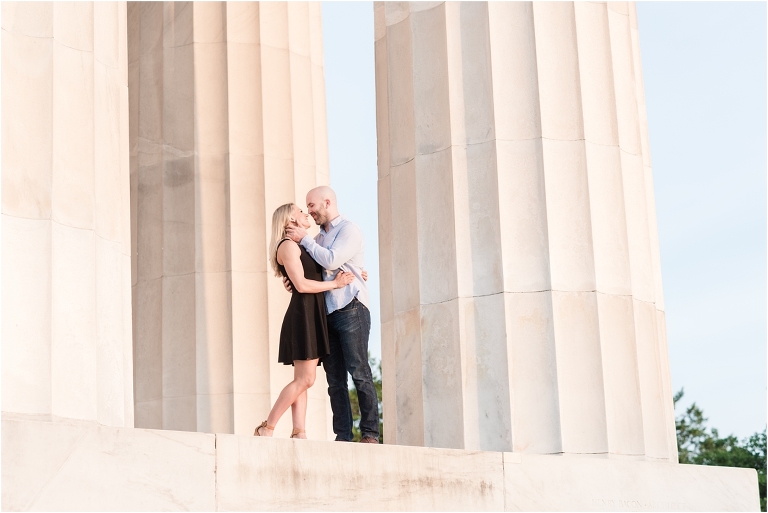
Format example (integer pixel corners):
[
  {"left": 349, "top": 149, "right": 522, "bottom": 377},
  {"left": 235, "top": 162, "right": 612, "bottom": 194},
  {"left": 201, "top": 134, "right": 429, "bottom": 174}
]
[
  {"left": 285, "top": 224, "right": 308, "bottom": 243},
  {"left": 284, "top": 270, "right": 360, "bottom": 290},
  {"left": 362, "top": 269, "right": 368, "bottom": 282}
]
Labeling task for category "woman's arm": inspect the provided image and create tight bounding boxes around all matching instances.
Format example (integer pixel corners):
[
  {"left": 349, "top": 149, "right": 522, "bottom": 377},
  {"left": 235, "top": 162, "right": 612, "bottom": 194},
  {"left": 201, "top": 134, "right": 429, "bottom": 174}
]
[
  {"left": 278, "top": 241, "right": 353, "bottom": 293},
  {"left": 298, "top": 223, "right": 362, "bottom": 270}
]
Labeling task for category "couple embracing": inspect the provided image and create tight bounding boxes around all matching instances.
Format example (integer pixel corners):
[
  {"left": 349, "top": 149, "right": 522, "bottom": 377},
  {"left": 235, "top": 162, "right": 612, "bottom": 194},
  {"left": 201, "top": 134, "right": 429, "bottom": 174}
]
[{"left": 254, "top": 186, "right": 380, "bottom": 444}]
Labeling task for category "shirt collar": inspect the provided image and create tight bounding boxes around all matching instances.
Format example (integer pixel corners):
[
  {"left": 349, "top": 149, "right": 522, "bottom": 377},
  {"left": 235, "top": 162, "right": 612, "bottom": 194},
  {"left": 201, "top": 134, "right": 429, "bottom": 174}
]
[{"left": 320, "top": 214, "right": 345, "bottom": 235}]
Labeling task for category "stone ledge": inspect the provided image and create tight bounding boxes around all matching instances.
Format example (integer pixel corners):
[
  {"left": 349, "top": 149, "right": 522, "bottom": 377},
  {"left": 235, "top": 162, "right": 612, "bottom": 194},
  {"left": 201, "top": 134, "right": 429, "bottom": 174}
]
[
  {"left": 1, "top": 414, "right": 216, "bottom": 511},
  {"left": 1, "top": 414, "right": 759, "bottom": 511}
]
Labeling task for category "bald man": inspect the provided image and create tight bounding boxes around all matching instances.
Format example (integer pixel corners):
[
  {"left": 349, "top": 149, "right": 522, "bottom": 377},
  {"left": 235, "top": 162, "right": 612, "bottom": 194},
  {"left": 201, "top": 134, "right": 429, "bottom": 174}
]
[{"left": 285, "top": 186, "right": 380, "bottom": 443}]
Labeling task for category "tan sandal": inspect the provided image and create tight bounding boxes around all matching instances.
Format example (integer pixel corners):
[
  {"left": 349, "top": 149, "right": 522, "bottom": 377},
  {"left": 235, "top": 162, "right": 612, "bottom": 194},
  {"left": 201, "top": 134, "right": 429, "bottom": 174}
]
[
  {"left": 254, "top": 421, "right": 275, "bottom": 436},
  {"left": 290, "top": 428, "right": 305, "bottom": 439}
]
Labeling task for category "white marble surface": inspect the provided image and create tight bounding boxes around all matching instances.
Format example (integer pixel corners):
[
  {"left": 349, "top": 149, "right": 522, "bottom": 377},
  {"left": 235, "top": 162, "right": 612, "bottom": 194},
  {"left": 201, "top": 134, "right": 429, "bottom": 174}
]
[
  {"left": 2, "top": 414, "right": 215, "bottom": 511},
  {"left": 2, "top": 415, "right": 758, "bottom": 511},
  {"left": 2, "top": 1, "right": 133, "bottom": 429},
  {"left": 216, "top": 433, "right": 505, "bottom": 511},
  {"left": 375, "top": 0, "right": 678, "bottom": 458},
  {"left": 504, "top": 452, "right": 759, "bottom": 511}
]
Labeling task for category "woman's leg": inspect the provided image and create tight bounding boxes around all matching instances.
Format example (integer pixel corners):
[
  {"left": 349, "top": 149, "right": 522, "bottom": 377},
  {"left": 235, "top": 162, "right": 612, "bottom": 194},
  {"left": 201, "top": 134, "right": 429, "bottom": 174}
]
[
  {"left": 291, "top": 390, "right": 308, "bottom": 439},
  {"left": 258, "top": 359, "right": 317, "bottom": 436}
]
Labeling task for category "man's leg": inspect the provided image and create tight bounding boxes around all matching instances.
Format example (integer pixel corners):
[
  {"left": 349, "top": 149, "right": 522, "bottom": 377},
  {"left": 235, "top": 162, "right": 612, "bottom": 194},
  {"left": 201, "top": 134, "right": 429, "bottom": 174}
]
[
  {"left": 325, "top": 312, "right": 354, "bottom": 441},
  {"left": 337, "top": 300, "right": 380, "bottom": 441}
]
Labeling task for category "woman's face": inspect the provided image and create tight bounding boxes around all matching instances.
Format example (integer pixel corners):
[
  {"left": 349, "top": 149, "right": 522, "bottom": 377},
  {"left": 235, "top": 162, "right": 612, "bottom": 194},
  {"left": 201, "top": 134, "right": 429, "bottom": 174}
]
[{"left": 291, "top": 205, "right": 311, "bottom": 229}]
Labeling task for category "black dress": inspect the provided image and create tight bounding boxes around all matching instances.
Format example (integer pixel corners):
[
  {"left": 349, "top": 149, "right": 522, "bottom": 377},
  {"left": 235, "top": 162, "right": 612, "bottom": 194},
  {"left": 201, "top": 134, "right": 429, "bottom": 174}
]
[{"left": 276, "top": 238, "right": 331, "bottom": 365}]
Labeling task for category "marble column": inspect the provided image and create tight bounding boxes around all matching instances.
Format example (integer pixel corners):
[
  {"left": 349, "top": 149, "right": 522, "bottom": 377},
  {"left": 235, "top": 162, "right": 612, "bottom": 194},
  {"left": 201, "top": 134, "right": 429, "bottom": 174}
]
[
  {"left": 2, "top": 2, "right": 134, "bottom": 427},
  {"left": 129, "top": 2, "right": 332, "bottom": 438},
  {"left": 376, "top": 1, "right": 677, "bottom": 462}
]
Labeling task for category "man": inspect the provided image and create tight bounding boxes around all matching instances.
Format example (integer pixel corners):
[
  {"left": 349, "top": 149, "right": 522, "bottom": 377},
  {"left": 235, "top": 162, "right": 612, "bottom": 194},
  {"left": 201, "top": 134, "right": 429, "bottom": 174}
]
[{"left": 285, "top": 186, "right": 380, "bottom": 443}]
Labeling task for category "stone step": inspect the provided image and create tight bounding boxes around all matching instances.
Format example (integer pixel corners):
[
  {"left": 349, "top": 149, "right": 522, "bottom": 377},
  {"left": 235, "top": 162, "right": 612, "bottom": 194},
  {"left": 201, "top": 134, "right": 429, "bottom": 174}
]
[{"left": 1, "top": 414, "right": 758, "bottom": 511}]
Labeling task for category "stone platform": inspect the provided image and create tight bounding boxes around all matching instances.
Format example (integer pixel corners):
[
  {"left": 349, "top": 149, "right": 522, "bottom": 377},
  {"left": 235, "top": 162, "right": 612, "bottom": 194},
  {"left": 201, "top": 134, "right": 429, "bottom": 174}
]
[{"left": 1, "top": 414, "right": 758, "bottom": 511}]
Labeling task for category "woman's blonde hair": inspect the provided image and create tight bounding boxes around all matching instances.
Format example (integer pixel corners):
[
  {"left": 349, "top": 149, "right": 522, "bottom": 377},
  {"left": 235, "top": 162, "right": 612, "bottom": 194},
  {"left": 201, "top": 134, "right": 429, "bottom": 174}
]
[{"left": 269, "top": 203, "right": 296, "bottom": 277}]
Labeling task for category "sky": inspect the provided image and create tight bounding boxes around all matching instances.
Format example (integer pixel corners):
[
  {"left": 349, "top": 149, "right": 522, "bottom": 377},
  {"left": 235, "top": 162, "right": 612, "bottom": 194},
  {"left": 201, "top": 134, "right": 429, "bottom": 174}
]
[
  {"left": 321, "top": 2, "right": 767, "bottom": 439},
  {"left": 636, "top": 2, "right": 766, "bottom": 439}
]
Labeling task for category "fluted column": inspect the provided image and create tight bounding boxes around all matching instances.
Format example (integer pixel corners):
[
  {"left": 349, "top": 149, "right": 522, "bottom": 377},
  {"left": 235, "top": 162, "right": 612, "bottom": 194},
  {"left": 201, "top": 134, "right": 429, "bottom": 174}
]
[
  {"left": 573, "top": 1, "right": 644, "bottom": 458},
  {"left": 376, "top": 1, "right": 676, "bottom": 461},
  {"left": 129, "top": 1, "right": 332, "bottom": 438},
  {"left": 2, "top": 2, "right": 133, "bottom": 427}
]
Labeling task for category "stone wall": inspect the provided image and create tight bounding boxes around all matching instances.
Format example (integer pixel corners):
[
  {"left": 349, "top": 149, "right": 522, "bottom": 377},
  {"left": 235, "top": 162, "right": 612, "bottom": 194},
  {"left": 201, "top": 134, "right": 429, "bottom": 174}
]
[{"left": 375, "top": 1, "right": 677, "bottom": 460}]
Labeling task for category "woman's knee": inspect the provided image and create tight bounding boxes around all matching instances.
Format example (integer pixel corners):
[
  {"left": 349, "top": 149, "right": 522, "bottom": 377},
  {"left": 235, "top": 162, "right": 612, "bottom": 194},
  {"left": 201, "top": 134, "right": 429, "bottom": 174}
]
[
  {"left": 297, "top": 374, "right": 315, "bottom": 389},
  {"left": 295, "top": 368, "right": 316, "bottom": 389},
  {"left": 294, "top": 359, "right": 318, "bottom": 389}
]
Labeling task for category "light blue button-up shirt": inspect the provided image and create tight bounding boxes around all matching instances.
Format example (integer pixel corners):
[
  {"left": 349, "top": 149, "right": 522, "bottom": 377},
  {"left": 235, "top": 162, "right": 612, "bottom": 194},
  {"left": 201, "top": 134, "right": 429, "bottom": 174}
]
[{"left": 300, "top": 215, "right": 369, "bottom": 315}]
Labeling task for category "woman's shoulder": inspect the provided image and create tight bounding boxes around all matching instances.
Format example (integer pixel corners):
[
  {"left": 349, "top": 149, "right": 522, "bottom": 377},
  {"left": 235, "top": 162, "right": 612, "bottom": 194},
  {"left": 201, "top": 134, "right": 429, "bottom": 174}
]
[
  {"left": 276, "top": 238, "right": 300, "bottom": 258},
  {"left": 276, "top": 237, "right": 295, "bottom": 248}
]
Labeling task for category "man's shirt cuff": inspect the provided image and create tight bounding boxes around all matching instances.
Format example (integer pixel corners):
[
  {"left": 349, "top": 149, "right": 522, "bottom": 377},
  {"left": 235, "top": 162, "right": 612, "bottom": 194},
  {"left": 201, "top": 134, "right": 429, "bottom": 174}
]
[{"left": 300, "top": 234, "right": 313, "bottom": 248}]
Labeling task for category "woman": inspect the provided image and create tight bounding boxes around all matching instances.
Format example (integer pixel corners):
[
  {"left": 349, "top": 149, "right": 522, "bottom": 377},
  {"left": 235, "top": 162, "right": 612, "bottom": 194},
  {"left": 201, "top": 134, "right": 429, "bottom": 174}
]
[{"left": 254, "top": 203, "right": 354, "bottom": 439}]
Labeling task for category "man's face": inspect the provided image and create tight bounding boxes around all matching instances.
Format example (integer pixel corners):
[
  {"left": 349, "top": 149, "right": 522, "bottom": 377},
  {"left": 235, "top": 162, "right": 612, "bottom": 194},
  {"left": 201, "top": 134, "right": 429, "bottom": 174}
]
[{"left": 306, "top": 193, "right": 328, "bottom": 226}]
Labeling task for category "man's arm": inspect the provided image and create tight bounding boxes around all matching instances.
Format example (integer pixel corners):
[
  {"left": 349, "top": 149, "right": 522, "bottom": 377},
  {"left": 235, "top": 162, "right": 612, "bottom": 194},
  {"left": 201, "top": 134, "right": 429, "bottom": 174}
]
[
  {"left": 301, "top": 224, "right": 362, "bottom": 270},
  {"left": 283, "top": 268, "right": 366, "bottom": 292}
]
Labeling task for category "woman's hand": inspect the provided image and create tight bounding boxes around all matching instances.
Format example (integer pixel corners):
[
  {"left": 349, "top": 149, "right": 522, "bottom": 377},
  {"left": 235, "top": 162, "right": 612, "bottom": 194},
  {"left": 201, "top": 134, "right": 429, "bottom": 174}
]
[{"left": 334, "top": 270, "right": 355, "bottom": 289}]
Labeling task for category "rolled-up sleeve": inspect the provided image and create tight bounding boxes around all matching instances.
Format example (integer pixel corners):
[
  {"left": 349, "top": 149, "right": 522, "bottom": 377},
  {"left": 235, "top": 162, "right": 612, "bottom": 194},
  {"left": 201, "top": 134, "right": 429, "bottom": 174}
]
[{"left": 300, "top": 224, "right": 362, "bottom": 270}]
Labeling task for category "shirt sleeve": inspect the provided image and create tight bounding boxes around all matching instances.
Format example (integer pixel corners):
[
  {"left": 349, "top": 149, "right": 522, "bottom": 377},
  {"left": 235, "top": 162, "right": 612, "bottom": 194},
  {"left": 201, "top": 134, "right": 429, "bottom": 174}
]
[{"left": 300, "top": 224, "right": 362, "bottom": 270}]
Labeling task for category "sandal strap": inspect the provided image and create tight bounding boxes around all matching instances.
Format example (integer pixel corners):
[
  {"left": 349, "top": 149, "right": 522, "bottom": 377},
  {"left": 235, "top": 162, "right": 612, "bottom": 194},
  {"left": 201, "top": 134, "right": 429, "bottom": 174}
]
[
  {"left": 290, "top": 428, "right": 306, "bottom": 438},
  {"left": 254, "top": 420, "right": 275, "bottom": 436}
]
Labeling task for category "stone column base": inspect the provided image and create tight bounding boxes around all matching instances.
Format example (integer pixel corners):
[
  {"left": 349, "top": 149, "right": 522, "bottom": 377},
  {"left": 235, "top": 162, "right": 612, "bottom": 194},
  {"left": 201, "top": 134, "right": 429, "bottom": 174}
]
[{"left": 1, "top": 413, "right": 758, "bottom": 511}]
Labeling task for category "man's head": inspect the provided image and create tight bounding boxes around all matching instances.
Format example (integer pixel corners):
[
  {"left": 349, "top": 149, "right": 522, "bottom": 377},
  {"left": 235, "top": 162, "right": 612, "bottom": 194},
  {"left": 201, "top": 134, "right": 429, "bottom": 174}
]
[{"left": 306, "top": 186, "right": 339, "bottom": 227}]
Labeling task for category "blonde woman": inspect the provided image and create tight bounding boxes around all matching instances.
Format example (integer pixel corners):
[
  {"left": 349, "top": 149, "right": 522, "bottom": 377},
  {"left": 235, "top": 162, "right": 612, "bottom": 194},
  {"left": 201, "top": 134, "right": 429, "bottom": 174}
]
[{"left": 254, "top": 203, "right": 354, "bottom": 439}]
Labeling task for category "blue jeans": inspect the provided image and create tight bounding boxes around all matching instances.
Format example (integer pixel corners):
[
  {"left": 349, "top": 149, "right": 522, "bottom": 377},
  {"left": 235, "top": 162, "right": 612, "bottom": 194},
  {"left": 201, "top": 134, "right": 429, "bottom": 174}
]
[{"left": 325, "top": 298, "right": 380, "bottom": 441}]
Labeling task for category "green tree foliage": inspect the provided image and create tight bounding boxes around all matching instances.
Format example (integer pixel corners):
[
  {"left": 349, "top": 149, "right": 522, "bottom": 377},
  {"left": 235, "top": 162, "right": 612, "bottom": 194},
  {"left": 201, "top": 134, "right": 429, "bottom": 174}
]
[
  {"left": 674, "top": 388, "right": 766, "bottom": 510},
  {"left": 348, "top": 354, "right": 383, "bottom": 443}
]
